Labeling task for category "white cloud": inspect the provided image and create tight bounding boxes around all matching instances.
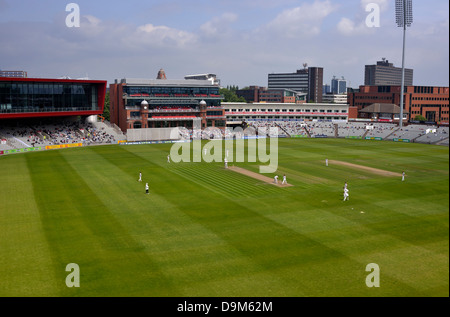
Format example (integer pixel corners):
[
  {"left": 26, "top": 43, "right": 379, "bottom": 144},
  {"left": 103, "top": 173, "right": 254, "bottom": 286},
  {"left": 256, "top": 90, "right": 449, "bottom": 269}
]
[
  {"left": 336, "top": 17, "right": 375, "bottom": 36},
  {"left": 266, "top": 0, "right": 338, "bottom": 37},
  {"left": 199, "top": 12, "right": 238, "bottom": 38},
  {"left": 136, "top": 23, "right": 197, "bottom": 47}
]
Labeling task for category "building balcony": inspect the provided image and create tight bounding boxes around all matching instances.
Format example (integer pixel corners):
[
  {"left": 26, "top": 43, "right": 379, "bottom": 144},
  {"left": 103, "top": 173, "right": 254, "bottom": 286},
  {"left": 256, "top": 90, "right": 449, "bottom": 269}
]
[
  {"left": 124, "top": 93, "right": 224, "bottom": 100},
  {"left": 147, "top": 115, "right": 199, "bottom": 121},
  {"left": 206, "top": 115, "right": 227, "bottom": 119},
  {"left": 148, "top": 108, "right": 200, "bottom": 113},
  {"left": 226, "top": 111, "right": 347, "bottom": 116}
]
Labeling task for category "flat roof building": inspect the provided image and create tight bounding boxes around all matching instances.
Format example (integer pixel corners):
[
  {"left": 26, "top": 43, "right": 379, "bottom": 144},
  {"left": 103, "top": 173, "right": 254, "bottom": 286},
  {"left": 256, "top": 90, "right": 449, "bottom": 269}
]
[
  {"left": 347, "top": 85, "right": 449, "bottom": 124},
  {"left": 268, "top": 66, "right": 323, "bottom": 102},
  {"left": 223, "top": 102, "right": 348, "bottom": 122},
  {"left": 364, "top": 58, "right": 413, "bottom": 86},
  {"left": 0, "top": 77, "right": 106, "bottom": 120}
]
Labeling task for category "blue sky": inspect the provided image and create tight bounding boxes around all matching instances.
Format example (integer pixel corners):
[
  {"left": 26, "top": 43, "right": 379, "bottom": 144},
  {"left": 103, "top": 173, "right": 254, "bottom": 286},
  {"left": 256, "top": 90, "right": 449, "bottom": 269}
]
[{"left": 0, "top": 0, "right": 448, "bottom": 88}]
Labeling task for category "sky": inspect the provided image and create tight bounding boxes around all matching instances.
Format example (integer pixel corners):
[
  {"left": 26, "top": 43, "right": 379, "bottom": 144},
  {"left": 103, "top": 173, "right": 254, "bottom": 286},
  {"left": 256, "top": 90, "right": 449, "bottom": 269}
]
[{"left": 0, "top": 0, "right": 448, "bottom": 88}]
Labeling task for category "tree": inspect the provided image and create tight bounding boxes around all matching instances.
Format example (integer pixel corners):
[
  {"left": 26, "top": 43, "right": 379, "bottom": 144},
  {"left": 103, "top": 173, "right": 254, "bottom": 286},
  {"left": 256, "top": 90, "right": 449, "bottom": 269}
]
[
  {"left": 413, "top": 114, "right": 426, "bottom": 122},
  {"left": 219, "top": 87, "right": 246, "bottom": 102},
  {"left": 102, "top": 91, "right": 110, "bottom": 121}
]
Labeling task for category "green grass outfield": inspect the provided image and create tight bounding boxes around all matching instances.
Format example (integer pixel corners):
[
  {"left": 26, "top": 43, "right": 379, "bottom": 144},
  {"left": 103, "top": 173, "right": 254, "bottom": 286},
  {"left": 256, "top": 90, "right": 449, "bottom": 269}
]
[{"left": 0, "top": 138, "right": 448, "bottom": 297}]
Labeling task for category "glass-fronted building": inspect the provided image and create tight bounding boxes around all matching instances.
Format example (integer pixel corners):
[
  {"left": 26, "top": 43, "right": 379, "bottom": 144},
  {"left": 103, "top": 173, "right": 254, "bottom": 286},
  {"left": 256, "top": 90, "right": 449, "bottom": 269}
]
[{"left": 0, "top": 77, "right": 107, "bottom": 119}]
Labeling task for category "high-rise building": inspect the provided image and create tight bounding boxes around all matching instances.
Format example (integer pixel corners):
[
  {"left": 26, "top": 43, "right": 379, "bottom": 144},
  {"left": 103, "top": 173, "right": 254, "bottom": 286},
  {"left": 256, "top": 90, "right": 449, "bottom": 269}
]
[
  {"left": 268, "top": 68, "right": 309, "bottom": 93},
  {"left": 364, "top": 58, "right": 413, "bottom": 86},
  {"left": 308, "top": 67, "right": 323, "bottom": 103},
  {"left": 331, "top": 76, "right": 347, "bottom": 94},
  {"left": 268, "top": 66, "right": 323, "bottom": 102}
]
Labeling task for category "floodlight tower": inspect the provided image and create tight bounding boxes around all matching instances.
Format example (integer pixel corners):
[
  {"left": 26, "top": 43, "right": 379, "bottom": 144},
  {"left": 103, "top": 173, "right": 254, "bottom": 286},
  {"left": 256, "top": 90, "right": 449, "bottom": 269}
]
[{"left": 395, "top": 0, "right": 413, "bottom": 127}]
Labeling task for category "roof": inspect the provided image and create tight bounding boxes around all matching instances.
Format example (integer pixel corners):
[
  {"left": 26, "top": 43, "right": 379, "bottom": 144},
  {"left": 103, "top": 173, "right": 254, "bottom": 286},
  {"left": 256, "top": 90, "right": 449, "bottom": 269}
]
[
  {"left": 359, "top": 103, "right": 402, "bottom": 114},
  {"left": 119, "top": 78, "right": 217, "bottom": 87}
]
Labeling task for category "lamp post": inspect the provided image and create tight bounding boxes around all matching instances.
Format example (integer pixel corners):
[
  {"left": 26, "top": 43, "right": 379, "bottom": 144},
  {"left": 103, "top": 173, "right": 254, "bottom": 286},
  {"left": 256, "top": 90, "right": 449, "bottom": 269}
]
[{"left": 395, "top": 0, "right": 413, "bottom": 128}]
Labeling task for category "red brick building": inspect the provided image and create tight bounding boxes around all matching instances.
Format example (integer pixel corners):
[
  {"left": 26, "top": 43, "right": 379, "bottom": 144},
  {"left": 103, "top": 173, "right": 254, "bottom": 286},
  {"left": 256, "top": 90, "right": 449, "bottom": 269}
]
[
  {"left": 347, "top": 85, "right": 449, "bottom": 124},
  {"left": 109, "top": 77, "right": 225, "bottom": 133}
]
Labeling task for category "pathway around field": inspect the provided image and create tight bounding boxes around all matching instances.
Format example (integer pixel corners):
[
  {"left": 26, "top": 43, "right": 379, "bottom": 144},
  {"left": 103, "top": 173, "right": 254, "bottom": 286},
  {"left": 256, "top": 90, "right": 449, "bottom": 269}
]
[
  {"left": 328, "top": 160, "right": 402, "bottom": 177},
  {"left": 228, "top": 166, "right": 293, "bottom": 187}
]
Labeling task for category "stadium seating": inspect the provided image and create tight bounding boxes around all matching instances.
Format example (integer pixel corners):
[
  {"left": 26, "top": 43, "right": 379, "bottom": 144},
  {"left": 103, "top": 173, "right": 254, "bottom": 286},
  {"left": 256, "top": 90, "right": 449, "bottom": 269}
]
[
  {"left": 336, "top": 122, "right": 367, "bottom": 138},
  {"left": 414, "top": 126, "right": 449, "bottom": 144},
  {"left": 364, "top": 123, "right": 398, "bottom": 139},
  {"left": 0, "top": 119, "right": 126, "bottom": 150}
]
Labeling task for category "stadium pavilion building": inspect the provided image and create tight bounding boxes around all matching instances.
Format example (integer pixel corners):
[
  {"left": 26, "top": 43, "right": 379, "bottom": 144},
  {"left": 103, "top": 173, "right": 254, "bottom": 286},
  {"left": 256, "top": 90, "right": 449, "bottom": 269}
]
[
  {"left": 109, "top": 75, "right": 225, "bottom": 133},
  {"left": 0, "top": 77, "right": 107, "bottom": 121},
  {"left": 223, "top": 102, "right": 349, "bottom": 123}
]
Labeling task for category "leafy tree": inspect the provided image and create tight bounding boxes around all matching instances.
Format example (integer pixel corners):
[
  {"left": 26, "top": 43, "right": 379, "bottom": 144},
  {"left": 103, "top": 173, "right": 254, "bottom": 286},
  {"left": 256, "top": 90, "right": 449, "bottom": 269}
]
[
  {"left": 102, "top": 91, "right": 110, "bottom": 121},
  {"left": 219, "top": 87, "right": 246, "bottom": 102},
  {"left": 413, "top": 114, "right": 426, "bottom": 122}
]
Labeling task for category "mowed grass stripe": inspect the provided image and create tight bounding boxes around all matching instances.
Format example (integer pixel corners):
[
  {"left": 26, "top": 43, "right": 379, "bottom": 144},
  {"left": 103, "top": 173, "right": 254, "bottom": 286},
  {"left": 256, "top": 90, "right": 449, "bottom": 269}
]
[
  {"left": 169, "top": 163, "right": 280, "bottom": 198},
  {"left": 0, "top": 154, "right": 58, "bottom": 296},
  {"left": 25, "top": 149, "right": 180, "bottom": 296}
]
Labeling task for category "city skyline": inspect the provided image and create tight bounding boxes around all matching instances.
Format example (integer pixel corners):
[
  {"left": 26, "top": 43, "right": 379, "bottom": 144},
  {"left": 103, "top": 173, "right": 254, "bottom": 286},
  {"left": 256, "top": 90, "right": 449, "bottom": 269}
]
[{"left": 0, "top": 0, "right": 448, "bottom": 88}]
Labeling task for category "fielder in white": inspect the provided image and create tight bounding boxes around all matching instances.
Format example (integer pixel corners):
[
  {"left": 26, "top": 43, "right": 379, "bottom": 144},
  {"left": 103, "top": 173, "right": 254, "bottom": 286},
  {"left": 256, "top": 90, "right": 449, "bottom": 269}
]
[
  {"left": 167, "top": 154, "right": 171, "bottom": 163},
  {"left": 138, "top": 171, "right": 142, "bottom": 182},
  {"left": 326, "top": 158, "right": 328, "bottom": 167},
  {"left": 274, "top": 175, "right": 279, "bottom": 184},
  {"left": 282, "top": 174, "right": 287, "bottom": 185},
  {"left": 224, "top": 157, "right": 228, "bottom": 169},
  {"left": 343, "top": 187, "right": 349, "bottom": 201},
  {"left": 402, "top": 171, "right": 405, "bottom": 181},
  {"left": 145, "top": 183, "right": 149, "bottom": 194}
]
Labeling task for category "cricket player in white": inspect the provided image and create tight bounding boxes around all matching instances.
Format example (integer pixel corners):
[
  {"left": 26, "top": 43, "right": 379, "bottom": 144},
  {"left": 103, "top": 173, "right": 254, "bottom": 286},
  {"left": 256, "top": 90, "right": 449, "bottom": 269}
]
[
  {"left": 326, "top": 158, "right": 328, "bottom": 167},
  {"left": 274, "top": 175, "right": 279, "bottom": 184},
  {"left": 145, "top": 183, "right": 149, "bottom": 194},
  {"left": 224, "top": 157, "right": 228, "bottom": 168},
  {"left": 402, "top": 171, "right": 405, "bottom": 181},
  {"left": 138, "top": 172, "right": 142, "bottom": 182},
  {"left": 282, "top": 174, "right": 287, "bottom": 185},
  {"left": 343, "top": 188, "right": 349, "bottom": 201},
  {"left": 167, "top": 155, "right": 170, "bottom": 163}
]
